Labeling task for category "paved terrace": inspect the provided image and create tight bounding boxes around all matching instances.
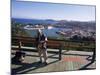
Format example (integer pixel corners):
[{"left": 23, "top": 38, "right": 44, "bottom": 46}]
[{"left": 11, "top": 48, "right": 96, "bottom": 74}]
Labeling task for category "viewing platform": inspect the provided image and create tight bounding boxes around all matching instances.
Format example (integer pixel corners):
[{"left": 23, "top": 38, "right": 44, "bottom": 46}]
[
  {"left": 11, "top": 36, "right": 96, "bottom": 74},
  {"left": 11, "top": 48, "right": 95, "bottom": 74}
]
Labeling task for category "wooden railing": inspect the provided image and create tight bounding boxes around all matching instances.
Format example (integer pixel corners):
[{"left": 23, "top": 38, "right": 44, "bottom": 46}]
[{"left": 11, "top": 36, "right": 95, "bottom": 60}]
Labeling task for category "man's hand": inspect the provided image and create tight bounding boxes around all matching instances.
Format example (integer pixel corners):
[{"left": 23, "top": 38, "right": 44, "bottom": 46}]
[{"left": 40, "top": 41, "right": 44, "bottom": 43}]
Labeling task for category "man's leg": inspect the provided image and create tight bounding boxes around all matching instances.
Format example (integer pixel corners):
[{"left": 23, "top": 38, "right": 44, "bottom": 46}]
[
  {"left": 38, "top": 47, "right": 42, "bottom": 62},
  {"left": 43, "top": 49, "right": 48, "bottom": 64}
]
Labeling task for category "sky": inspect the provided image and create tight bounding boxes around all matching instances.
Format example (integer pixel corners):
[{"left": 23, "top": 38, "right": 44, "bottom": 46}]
[{"left": 11, "top": 0, "right": 96, "bottom": 21}]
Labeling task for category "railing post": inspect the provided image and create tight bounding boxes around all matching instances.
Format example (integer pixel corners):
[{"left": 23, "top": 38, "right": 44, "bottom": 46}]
[
  {"left": 59, "top": 43, "right": 63, "bottom": 60},
  {"left": 18, "top": 41, "right": 22, "bottom": 49},
  {"left": 92, "top": 48, "right": 96, "bottom": 62}
]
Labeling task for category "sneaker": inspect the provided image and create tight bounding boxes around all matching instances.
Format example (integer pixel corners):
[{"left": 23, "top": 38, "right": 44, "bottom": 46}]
[
  {"left": 44, "top": 62, "right": 48, "bottom": 65},
  {"left": 38, "top": 61, "right": 42, "bottom": 63}
]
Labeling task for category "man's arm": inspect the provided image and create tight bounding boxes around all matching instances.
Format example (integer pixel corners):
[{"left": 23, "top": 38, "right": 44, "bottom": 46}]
[
  {"left": 40, "top": 36, "right": 47, "bottom": 43},
  {"left": 45, "top": 37, "right": 48, "bottom": 42}
]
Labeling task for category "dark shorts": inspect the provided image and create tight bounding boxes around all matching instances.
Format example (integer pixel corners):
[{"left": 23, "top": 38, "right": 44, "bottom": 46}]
[{"left": 37, "top": 43, "right": 47, "bottom": 50}]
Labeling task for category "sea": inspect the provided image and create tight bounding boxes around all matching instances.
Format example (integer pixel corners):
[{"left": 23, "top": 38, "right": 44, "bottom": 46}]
[
  {"left": 12, "top": 18, "right": 71, "bottom": 39},
  {"left": 24, "top": 27, "right": 67, "bottom": 39}
]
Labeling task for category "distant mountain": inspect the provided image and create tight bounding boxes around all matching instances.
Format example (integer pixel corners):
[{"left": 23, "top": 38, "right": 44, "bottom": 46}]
[
  {"left": 11, "top": 18, "right": 58, "bottom": 25},
  {"left": 11, "top": 18, "right": 96, "bottom": 30}
]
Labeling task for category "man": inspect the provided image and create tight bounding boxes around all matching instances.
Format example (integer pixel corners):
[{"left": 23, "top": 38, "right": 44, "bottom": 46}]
[{"left": 36, "top": 29, "right": 48, "bottom": 65}]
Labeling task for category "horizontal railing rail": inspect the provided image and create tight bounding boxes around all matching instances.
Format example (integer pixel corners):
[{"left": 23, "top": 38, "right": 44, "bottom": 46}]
[{"left": 11, "top": 36, "right": 95, "bottom": 49}]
